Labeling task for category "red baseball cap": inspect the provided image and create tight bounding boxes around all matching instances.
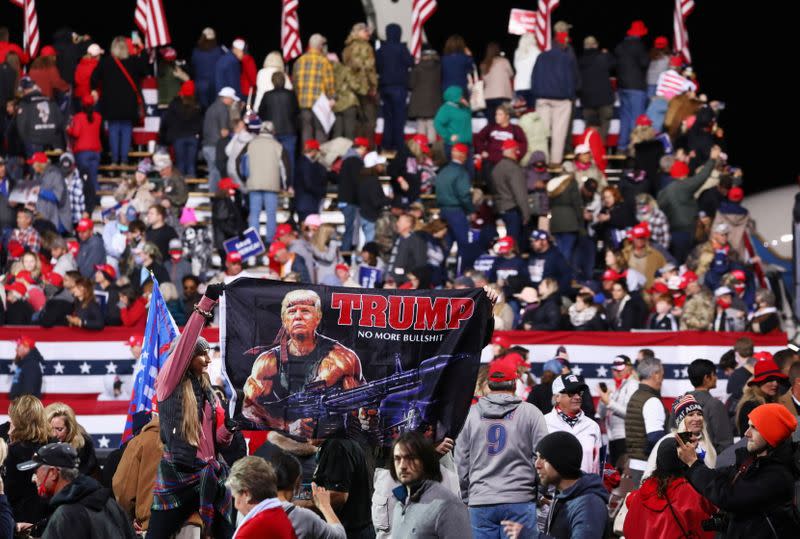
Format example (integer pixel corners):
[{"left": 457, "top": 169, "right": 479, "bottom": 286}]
[
  {"left": 335, "top": 263, "right": 350, "bottom": 273},
  {"left": 67, "top": 240, "right": 80, "bottom": 256},
  {"left": 748, "top": 356, "right": 787, "bottom": 386},
  {"left": 505, "top": 352, "right": 529, "bottom": 369},
  {"left": 44, "top": 271, "right": 64, "bottom": 287},
  {"left": 178, "top": 80, "right": 195, "bottom": 97},
  {"left": 629, "top": 222, "right": 651, "bottom": 239},
  {"left": 15, "top": 270, "right": 35, "bottom": 285},
  {"left": 412, "top": 134, "right": 430, "bottom": 154},
  {"left": 731, "top": 269, "right": 747, "bottom": 282},
  {"left": 304, "top": 139, "right": 321, "bottom": 151},
  {"left": 127, "top": 335, "right": 143, "bottom": 348},
  {"left": 651, "top": 282, "right": 670, "bottom": 295},
  {"left": 5, "top": 282, "right": 27, "bottom": 297},
  {"left": 218, "top": 177, "right": 239, "bottom": 191},
  {"left": 494, "top": 236, "right": 515, "bottom": 254},
  {"left": 76, "top": 217, "right": 94, "bottom": 232},
  {"left": 16, "top": 335, "right": 35, "bottom": 349},
  {"left": 602, "top": 268, "right": 626, "bottom": 282},
  {"left": 226, "top": 251, "right": 243, "bottom": 264},
  {"left": 353, "top": 137, "right": 370, "bottom": 148},
  {"left": 492, "top": 334, "right": 512, "bottom": 349},
  {"left": 7, "top": 240, "right": 24, "bottom": 258},
  {"left": 728, "top": 186, "right": 744, "bottom": 202},
  {"left": 160, "top": 47, "right": 178, "bottom": 62},
  {"left": 488, "top": 357, "right": 518, "bottom": 383},
  {"left": 40, "top": 45, "right": 57, "bottom": 57},
  {"left": 273, "top": 223, "right": 293, "bottom": 240},
  {"left": 452, "top": 143, "right": 469, "bottom": 154},
  {"left": 680, "top": 270, "right": 698, "bottom": 288},
  {"left": 26, "top": 152, "right": 48, "bottom": 165},
  {"left": 268, "top": 241, "right": 287, "bottom": 258},
  {"left": 627, "top": 20, "right": 648, "bottom": 37},
  {"left": 635, "top": 114, "right": 653, "bottom": 127},
  {"left": 669, "top": 55, "right": 684, "bottom": 68},
  {"left": 95, "top": 263, "right": 117, "bottom": 280},
  {"left": 654, "top": 36, "right": 669, "bottom": 49},
  {"left": 670, "top": 161, "right": 690, "bottom": 178}
]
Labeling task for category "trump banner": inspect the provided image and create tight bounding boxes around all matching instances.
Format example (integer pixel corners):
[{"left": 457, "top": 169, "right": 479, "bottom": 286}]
[{"left": 220, "top": 279, "right": 491, "bottom": 445}]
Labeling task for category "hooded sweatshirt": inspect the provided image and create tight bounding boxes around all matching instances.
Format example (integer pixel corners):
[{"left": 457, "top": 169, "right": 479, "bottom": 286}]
[
  {"left": 543, "top": 473, "right": 609, "bottom": 539},
  {"left": 434, "top": 86, "right": 473, "bottom": 145},
  {"left": 9, "top": 346, "right": 44, "bottom": 399},
  {"left": 455, "top": 393, "right": 548, "bottom": 505},
  {"left": 376, "top": 24, "right": 413, "bottom": 88}
]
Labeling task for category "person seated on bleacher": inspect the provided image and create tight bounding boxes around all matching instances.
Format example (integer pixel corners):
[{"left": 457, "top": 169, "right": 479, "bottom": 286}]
[{"left": 151, "top": 152, "right": 188, "bottom": 221}]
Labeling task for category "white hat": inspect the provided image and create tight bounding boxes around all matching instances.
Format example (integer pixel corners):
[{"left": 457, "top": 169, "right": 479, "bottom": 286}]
[
  {"left": 363, "top": 151, "right": 387, "bottom": 168},
  {"left": 152, "top": 152, "right": 172, "bottom": 171},
  {"left": 713, "top": 223, "right": 730, "bottom": 234},
  {"left": 87, "top": 43, "right": 104, "bottom": 57},
  {"left": 574, "top": 143, "right": 591, "bottom": 155},
  {"left": 218, "top": 87, "right": 240, "bottom": 101},
  {"left": 232, "top": 38, "right": 246, "bottom": 51},
  {"left": 202, "top": 27, "right": 216, "bottom": 40},
  {"left": 714, "top": 286, "right": 733, "bottom": 297}
]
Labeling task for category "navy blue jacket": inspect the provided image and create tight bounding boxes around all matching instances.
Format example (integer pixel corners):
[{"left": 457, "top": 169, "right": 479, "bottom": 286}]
[
  {"left": 527, "top": 247, "right": 572, "bottom": 292},
  {"left": 376, "top": 24, "right": 413, "bottom": 88},
  {"left": 539, "top": 473, "right": 609, "bottom": 538},
  {"left": 441, "top": 52, "right": 474, "bottom": 94},
  {"left": 214, "top": 50, "right": 241, "bottom": 97},
  {"left": 9, "top": 347, "right": 43, "bottom": 400},
  {"left": 191, "top": 46, "right": 224, "bottom": 107},
  {"left": 531, "top": 46, "right": 579, "bottom": 100},
  {"left": 578, "top": 49, "right": 615, "bottom": 108},
  {"left": 614, "top": 37, "right": 649, "bottom": 90},
  {"left": 488, "top": 255, "right": 529, "bottom": 284},
  {"left": 294, "top": 156, "right": 329, "bottom": 216}
]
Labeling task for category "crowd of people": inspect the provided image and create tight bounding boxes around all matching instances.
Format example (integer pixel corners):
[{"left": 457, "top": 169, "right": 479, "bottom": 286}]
[{"left": 0, "top": 19, "right": 778, "bottom": 337}]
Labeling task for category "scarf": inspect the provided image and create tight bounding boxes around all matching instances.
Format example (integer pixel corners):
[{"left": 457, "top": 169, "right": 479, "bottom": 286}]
[
  {"left": 614, "top": 372, "right": 631, "bottom": 390},
  {"left": 568, "top": 304, "right": 598, "bottom": 327},
  {"left": 233, "top": 498, "right": 283, "bottom": 539},
  {"left": 556, "top": 406, "right": 582, "bottom": 428}
]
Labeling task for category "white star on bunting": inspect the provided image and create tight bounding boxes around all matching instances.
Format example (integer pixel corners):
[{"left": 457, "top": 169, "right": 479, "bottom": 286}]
[
  {"left": 53, "top": 362, "right": 65, "bottom": 374},
  {"left": 98, "top": 436, "right": 110, "bottom": 448},
  {"left": 79, "top": 362, "right": 92, "bottom": 374},
  {"left": 105, "top": 362, "right": 117, "bottom": 374},
  {"left": 595, "top": 366, "right": 608, "bottom": 378}
]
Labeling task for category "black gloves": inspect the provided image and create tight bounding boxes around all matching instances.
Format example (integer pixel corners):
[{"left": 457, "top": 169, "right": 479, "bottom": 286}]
[{"left": 205, "top": 283, "right": 225, "bottom": 301}]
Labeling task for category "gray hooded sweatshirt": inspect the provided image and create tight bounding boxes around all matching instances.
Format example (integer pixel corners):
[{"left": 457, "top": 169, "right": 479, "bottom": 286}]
[{"left": 455, "top": 392, "right": 548, "bottom": 505}]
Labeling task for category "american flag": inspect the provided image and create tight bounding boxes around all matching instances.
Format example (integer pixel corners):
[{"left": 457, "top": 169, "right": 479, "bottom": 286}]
[
  {"left": 121, "top": 277, "right": 178, "bottom": 443},
  {"left": 9, "top": 0, "right": 40, "bottom": 59},
  {"left": 134, "top": 0, "right": 172, "bottom": 49},
  {"left": 534, "top": 0, "right": 560, "bottom": 52},
  {"left": 673, "top": 0, "right": 695, "bottom": 63},
  {"left": 281, "top": 0, "right": 302, "bottom": 62},
  {"left": 411, "top": 0, "right": 437, "bottom": 60}
]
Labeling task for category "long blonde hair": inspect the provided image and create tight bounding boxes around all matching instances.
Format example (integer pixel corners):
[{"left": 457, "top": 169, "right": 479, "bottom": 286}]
[
  {"left": 110, "top": 36, "right": 130, "bottom": 60},
  {"left": 180, "top": 372, "right": 212, "bottom": 447},
  {"left": 311, "top": 224, "right": 336, "bottom": 252},
  {"left": 45, "top": 402, "right": 86, "bottom": 451},
  {"left": 9, "top": 395, "right": 49, "bottom": 445}
]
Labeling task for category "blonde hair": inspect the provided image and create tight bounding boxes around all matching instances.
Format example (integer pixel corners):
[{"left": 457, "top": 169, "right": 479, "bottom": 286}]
[
  {"left": 110, "top": 36, "right": 130, "bottom": 60},
  {"left": 0, "top": 438, "right": 7, "bottom": 466},
  {"left": 45, "top": 402, "right": 86, "bottom": 451},
  {"left": 280, "top": 289, "right": 322, "bottom": 319},
  {"left": 180, "top": 372, "right": 212, "bottom": 447},
  {"left": 9, "top": 395, "right": 49, "bottom": 445},
  {"left": 160, "top": 282, "right": 179, "bottom": 302},
  {"left": 311, "top": 224, "right": 337, "bottom": 252}
]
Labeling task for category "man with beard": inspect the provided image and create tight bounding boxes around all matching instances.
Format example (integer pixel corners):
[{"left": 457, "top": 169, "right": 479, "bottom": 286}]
[{"left": 242, "top": 289, "right": 364, "bottom": 437}]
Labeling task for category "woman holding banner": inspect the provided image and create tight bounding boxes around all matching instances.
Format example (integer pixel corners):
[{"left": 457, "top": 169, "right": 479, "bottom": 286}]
[{"left": 148, "top": 283, "right": 236, "bottom": 539}]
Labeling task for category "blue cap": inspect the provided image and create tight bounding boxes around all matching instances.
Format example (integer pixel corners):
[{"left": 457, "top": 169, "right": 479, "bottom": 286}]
[
  {"left": 543, "top": 358, "right": 564, "bottom": 375},
  {"left": 530, "top": 229, "right": 548, "bottom": 241}
]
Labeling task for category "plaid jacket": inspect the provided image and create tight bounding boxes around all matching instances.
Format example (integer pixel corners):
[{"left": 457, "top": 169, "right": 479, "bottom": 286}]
[
  {"left": 292, "top": 49, "right": 336, "bottom": 109},
  {"left": 67, "top": 173, "right": 85, "bottom": 225},
  {"left": 648, "top": 208, "right": 671, "bottom": 249},
  {"left": 11, "top": 226, "right": 42, "bottom": 254}
]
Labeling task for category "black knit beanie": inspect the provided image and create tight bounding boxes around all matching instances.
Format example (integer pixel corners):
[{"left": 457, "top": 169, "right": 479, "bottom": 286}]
[{"left": 536, "top": 431, "right": 583, "bottom": 479}]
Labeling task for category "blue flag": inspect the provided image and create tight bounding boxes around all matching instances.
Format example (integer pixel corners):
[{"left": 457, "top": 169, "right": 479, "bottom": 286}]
[{"left": 121, "top": 276, "right": 178, "bottom": 442}]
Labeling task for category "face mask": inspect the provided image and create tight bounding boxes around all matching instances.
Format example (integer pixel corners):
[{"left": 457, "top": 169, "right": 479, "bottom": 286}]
[
  {"left": 716, "top": 297, "right": 732, "bottom": 309},
  {"left": 170, "top": 253, "right": 181, "bottom": 262},
  {"left": 37, "top": 469, "right": 56, "bottom": 498}
]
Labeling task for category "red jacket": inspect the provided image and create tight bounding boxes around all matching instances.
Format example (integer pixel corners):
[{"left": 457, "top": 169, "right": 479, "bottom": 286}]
[
  {"left": 240, "top": 54, "right": 258, "bottom": 100},
  {"left": 624, "top": 476, "right": 716, "bottom": 539},
  {"left": 29, "top": 65, "right": 70, "bottom": 98},
  {"left": 234, "top": 505, "right": 296, "bottom": 539},
  {"left": 120, "top": 296, "right": 147, "bottom": 328},
  {"left": 581, "top": 127, "right": 607, "bottom": 172},
  {"left": 0, "top": 41, "right": 28, "bottom": 64},
  {"left": 67, "top": 111, "right": 103, "bottom": 153},
  {"left": 474, "top": 123, "right": 528, "bottom": 164},
  {"left": 74, "top": 57, "right": 99, "bottom": 100}
]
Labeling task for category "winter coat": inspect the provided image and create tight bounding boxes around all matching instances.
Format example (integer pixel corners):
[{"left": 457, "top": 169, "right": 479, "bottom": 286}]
[
  {"left": 545, "top": 408, "right": 602, "bottom": 474},
  {"left": 254, "top": 59, "right": 293, "bottom": 111},
  {"left": 622, "top": 244, "right": 668, "bottom": 288},
  {"left": 162, "top": 172, "right": 189, "bottom": 210},
  {"left": 246, "top": 133, "right": 286, "bottom": 192},
  {"left": 202, "top": 97, "right": 231, "bottom": 146},
  {"left": 73, "top": 58, "right": 98, "bottom": 101},
  {"left": 482, "top": 56, "right": 514, "bottom": 100},
  {"left": 578, "top": 49, "right": 615, "bottom": 108},
  {"left": 689, "top": 389, "right": 734, "bottom": 453},
  {"left": 614, "top": 37, "right": 649, "bottom": 91},
  {"left": 434, "top": 86, "right": 473, "bottom": 145},
  {"left": 91, "top": 55, "right": 147, "bottom": 122},
  {"left": 514, "top": 33, "right": 539, "bottom": 92},
  {"left": 387, "top": 232, "right": 428, "bottom": 281},
  {"left": 9, "top": 347, "right": 44, "bottom": 400},
  {"left": 6, "top": 440, "right": 50, "bottom": 525},
  {"left": 474, "top": 123, "right": 528, "bottom": 165},
  {"left": 67, "top": 111, "right": 103, "bottom": 153},
  {"left": 73, "top": 299, "right": 105, "bottom": 330},
  {"left": 225, "top": 130, "right": 254, "bottom": 183},
  {"left": 376, "top": 24, "right": 413, "bottom": 88},
  {"left": 543, "top": 473, "right": 609, "bottom": 539},
  {"left": 647, "top": 55, "right": 670, "bottom": 86},
  {"left": 29, "top": 64, "right": 70, "bottom": 99},
  {"left": 240, "top": 53, "right": 257, "bottom": 98},
  {"left": 35, "top": 164, "right": 72, "bottom": 234},
  {"left": 342, "top": 36, "right": 377, "bottom": 96},
  {"left": 408, "top": 54, "right": 442, "bottom": 118},
  {"left": 435, "top": 161, "right": 474, "bottom": 212},
  {"left": 657, "top": 160, "right": 716, "bottom": 233},
  {"left": 294, "top": 155, "right": 328, "bottom": 216},
  {"left": 522, "top": 294, "right": 561, "bottom": 330},
  {"left": 391, "top": 479, "right": 472, "bottom": 539},
  {"left": 531, "top": 46, "right": 579, "bottom": 101},
  {"left": 357, "top": 174, "right": 391, "bottom": 222},
  {"left": 680, "top": 290, "right": 714, "bottom": 331},
  {"left": 629, "top": 139, "right": 664, "bottom": 196},
  {"left": 607, "top": 294, "right": 645, "bottom": 331},
  {"left": 77, "top": 233, "right": 106, "bottom": 279},
  {"left": 120, "top": 296, "right": 146, "bottom": 328},
  {"left": 42, "top": 474, "right": 135, "bottom": 539},
  {"left": 337, "top": 155, "right": 362, "bottom": 205},
  {"left": 211, "top": 193, "right": 247, "bottom": 253},
  {"left": 332, "top": 62, "right": 359, "bottom": 113},
  {"left": 527, "top": 246, "right": 572, "bottom": 291},
  {"left": 441, "top": 52, "right": 474, "bottom": 94},
  {"left": 547, "top": 175, "right": 584, "bottom": 234},
  {"left": 492, "top": 158, "right": 531, "bottom": 222},
  {"left": 687, "top": 440, "right": 800, "bottom": 538},
  {"left": 519, "top": 112, "right": 550, "bottom": 165},
  {"left": 191, "top": 45, "right": 224, "bottom": 107},
  {"left": 16, "top": 90, "right": 65, "bottom": 148},
  {"left": 159, "top": 97, "right": 202, "bottom": 145},
  {"left": 624, "top": 476, "right": 716, "bottom": 539},
  {"left": 598, "top": 374, "right": 640, "bottom": 442},
  {"left": 53, "top": 29, "right": 86, "bottom": 85},
  {"left": 214, "top": 50, "right": 241, "bottom": 97},
  {"left": 257, "top": 88, "right": 299, "bottom": 136},
  {"left": 711, "top": 201, "right": 751, "bottom": 258}
]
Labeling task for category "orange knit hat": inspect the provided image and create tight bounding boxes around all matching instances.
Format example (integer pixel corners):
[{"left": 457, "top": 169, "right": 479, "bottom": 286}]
[{"left": 748, "top": 403, "right": 798, "bottom": 447}]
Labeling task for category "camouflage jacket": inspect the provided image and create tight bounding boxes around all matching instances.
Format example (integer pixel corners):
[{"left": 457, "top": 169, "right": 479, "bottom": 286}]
[
  {"left": 333, "top": 63, "right": 359, "bottom": 113},
  {"left": 342, "top": 37, "right": 377, "bottom": 96}
]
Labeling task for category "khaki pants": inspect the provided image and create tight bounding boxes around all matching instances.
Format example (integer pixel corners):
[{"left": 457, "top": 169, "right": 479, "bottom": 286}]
[{"left": 535, "top": 98, "right": 573, "bottom": 164}]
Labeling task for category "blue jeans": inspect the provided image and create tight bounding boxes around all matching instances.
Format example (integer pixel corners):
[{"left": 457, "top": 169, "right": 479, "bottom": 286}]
[
  {"left": 441, "top": 207, "right": 475, "bottom": 275},
  {"left": 645, "top": 97, "right": 669, "bottom": 133},
  {"left": 107, "top": 120, "right": 132, "bottom": 164},
  {"left": 249, "top": 191, "right": 278, "bottom": 244},
  {"left": 173, "top": 137, "right": 198, "bottom": 177},
  {"left": 469, "top": 502, "right": 538, "bottom": 539},
  {"left": 502, "top": 209, "right": 523, "bottom": 248},
  {"left": 276, "top": 134, "right": 297, "bottom": 186},
  {"left": 339, "top": 203, "right": 359, "bottom": 251},
  {"left": 75, "top": 151, "right": 100, "bottom": 191},
  {"left": 380, "top": 86, "right": 408, "bottom": 151},
  {"left": 361, "top": 218, "right": 376, "bottom": 243},
  {"left": 647, "top": 84, "right": 658, "bottom": 98},
  {"left": 202, "top": 145, "right": 221, "bottom": 192},
  {"left": 573, "top": 235, "right": 596, "bottom": 281},
  {"left": 617, "top": 89, "right": 648, "bottom": 151},
  {"left": 553, "top": 232, "right": 577, "bottom": 263}
]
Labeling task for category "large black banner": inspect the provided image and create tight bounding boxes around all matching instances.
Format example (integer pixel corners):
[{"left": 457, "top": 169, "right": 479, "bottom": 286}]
[{"left": 222, "top": 279, "right": 491, "bottom": 445}]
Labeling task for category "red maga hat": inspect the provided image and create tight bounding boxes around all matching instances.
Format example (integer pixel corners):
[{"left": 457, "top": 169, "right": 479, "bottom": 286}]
[
  {"left": 488, "top": 356, "right": 518, "bottom": 383},
  {"left": 178, "top": 80, "right": 195, "bottom": 97},
  {"left": 226, "top": 251, "right": 243, "bottom": 264},
  {"left": 44, "top": 272, "right": 64, "bottom": 288},
  {"left": 39, "top": 45, "right": 57, "bottom": 57},
  {"left": 670, "top": 161, "right": 690, "bottom": 178},
  {"left": 452, "top": 143, "right": 469, "bottom": 154},
  {"left": 728, "top": 186, "right": 744, "bottom": 202},
  {"left": 16, "top": 335, "right": 36, "bottom": 348},
  {"left": 627, "top": 20, "right": 648, "bottom": 37},
  {"left": 76, "top": 217, "right": 94, "bottom": 232},
  {"left": 492, "top": 334, "right": 512, "bottom": 349},
  {"left": 26, "top": 152, "right": 48, "bottom": 165},
  {"left": 494, "top": 236, "right": 515, "bottom": 254},
  {"left": 353, "top": 136, "right": 370, "bottom": 148},
  {"left": 268, "top": 241, "right": 287, "bottom": 258},
  {"left": 654, "top": 36, "right": 669, "bottom": 49},
  {"left": 273, "top": 223, "right": 293, "bottom": 240},
  {"left": 748, "top": 356, "right": 788, "bottom": 386},
  {"left": 635, "top": 114, "right": 653, "bottom": 127},
  {"left": 218, "top": 177, "right": 239, "bottom": 191},
  {"left": 95, "top": 263, "right": 117, "bottom": 280},
  {"left": 629, "top": 221, "right": 651, "bottom": 239}
]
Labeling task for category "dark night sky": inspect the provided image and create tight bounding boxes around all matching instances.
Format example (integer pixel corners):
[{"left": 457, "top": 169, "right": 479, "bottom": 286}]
[{"left": 1, "top": 0, "right": 794, "bottom": 191}]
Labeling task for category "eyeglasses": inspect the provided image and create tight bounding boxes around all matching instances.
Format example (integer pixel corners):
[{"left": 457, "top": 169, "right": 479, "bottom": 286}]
[{"left": 565, "top": 390, "right": 585, "bottom": 398}]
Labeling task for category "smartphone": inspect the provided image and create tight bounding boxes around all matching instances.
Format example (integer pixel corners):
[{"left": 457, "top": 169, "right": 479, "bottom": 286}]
[
  {"left": 131, "top": 30, "right": 140, "bottom": 41},
  {"left": 599, "top": 382, "right": 608, "bottom": 393},
  {"left": 678, "top": 432, "right": 694, "bottom": 444}
]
